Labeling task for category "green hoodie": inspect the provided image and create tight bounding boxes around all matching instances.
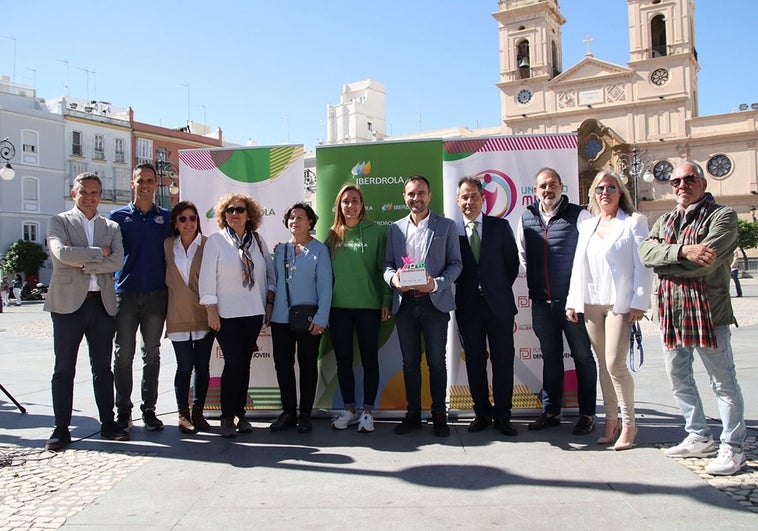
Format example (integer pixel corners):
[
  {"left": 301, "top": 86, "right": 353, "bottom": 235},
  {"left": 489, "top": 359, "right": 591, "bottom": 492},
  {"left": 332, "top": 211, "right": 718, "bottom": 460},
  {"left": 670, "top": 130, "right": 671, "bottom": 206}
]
[{"left": 327, "top": 219, "right": 392, "bottom": 309}]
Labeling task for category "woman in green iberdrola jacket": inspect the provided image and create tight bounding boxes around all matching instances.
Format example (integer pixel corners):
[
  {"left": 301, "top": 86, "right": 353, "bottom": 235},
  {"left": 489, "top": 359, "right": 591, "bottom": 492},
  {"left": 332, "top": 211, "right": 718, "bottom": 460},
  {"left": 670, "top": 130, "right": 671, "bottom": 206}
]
[{"left": 325, "top": 184, "right": 392, "bottom": 433}]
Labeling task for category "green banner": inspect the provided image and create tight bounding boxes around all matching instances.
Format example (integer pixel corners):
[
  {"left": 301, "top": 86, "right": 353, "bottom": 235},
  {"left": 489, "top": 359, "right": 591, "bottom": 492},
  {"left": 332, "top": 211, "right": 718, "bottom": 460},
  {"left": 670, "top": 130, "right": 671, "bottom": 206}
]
[{"left": 315, "top": 140, "right": 443, "bottom": 237}]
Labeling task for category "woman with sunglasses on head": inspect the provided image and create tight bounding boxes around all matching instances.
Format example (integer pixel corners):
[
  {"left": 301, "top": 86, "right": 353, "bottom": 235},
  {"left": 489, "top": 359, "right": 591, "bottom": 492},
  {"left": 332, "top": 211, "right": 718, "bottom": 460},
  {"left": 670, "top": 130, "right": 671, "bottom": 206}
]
[
  {"left": 566, "top": 170, "right": 652, "bottom": 451},
  {"left": 164, "top": 201, "right": 214, "bottom": 434},
  {"left": 199, "top": 194, "right": 275, "bottom": 438}
]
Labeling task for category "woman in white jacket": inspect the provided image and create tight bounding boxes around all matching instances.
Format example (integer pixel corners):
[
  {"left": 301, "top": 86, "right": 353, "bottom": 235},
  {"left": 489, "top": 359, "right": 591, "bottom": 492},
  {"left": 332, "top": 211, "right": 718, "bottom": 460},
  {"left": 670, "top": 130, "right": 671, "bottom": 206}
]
[{"left": 566, "top": 170, "right": 652, "bottom": 451}]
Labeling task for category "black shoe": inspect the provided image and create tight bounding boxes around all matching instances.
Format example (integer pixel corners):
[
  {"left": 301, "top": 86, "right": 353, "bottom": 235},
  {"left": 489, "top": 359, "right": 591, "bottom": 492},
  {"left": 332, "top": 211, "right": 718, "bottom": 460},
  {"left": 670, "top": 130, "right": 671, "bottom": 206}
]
[
  {"left": 142, "top": 409, "right": 164, "bottom": 431},
  {"left": 467, "top": 416, "right": 492, "bottom": 433},
  {"left": 394, "top": 410, "right": 422, "bottom": 434},
  {"left": 45, "top": 426, "right": 71, "bottom": 451},
  {"left": 494, "top": 419, "right": 518, "bottom": 437},
  {"left": 116, "top": 412, "right": 132, "bottom": 431},
  {"left": 297, "top": 413, "right": 312, "bottom": 433},
  {"left": 101, "top": 421, "right": 130, "bottom": 441},
  {"left": 432, "top": 412, "right": 450, "bottom": 437},
  {"left": 528, "top": 412, "right": 561, "bottom": 431},
  {"left": 270, "top": 411, "right": 297, "bottom": 432},
  {"left": 572, "top": 415, "right": 596, "bottom": 435}
]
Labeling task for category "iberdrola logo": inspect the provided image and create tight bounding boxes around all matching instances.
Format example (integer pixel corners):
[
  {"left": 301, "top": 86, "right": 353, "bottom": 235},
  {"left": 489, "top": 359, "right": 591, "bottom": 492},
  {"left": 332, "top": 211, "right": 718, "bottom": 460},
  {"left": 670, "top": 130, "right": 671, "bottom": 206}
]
[
  {"left": 475, "top": 169, "right": 518, "bottom": 218},
  {"left": 351, "top": 161, "right": 371, "bottom": 176}
]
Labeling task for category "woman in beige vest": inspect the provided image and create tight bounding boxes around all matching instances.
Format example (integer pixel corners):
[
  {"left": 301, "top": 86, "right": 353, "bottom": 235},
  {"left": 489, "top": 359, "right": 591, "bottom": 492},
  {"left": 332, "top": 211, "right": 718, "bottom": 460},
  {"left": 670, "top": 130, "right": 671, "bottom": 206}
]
[{"left": 164, "top": 201, "right": 213, "bottom": 434}]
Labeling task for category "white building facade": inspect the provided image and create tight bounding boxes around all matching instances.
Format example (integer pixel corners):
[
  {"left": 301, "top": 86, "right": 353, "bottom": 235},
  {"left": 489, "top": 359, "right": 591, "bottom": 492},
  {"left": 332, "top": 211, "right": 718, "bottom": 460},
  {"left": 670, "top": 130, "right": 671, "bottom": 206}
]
[{"left": 0, "top": 85, "right": 65, "bottom": 283}]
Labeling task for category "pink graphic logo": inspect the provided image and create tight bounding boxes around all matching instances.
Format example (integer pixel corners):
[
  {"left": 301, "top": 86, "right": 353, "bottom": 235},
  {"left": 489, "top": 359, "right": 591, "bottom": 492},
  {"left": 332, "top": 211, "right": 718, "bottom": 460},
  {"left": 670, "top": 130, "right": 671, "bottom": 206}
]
[{"left": 475, "top": 169, "right": 517, "bottom": 218}]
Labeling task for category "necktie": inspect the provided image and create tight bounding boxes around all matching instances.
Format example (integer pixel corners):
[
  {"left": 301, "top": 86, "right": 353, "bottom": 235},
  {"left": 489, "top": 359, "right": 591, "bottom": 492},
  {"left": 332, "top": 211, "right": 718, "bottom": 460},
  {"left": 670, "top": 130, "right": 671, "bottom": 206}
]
[{"left": 468, "top": 220, "right": 481, "bottom": 262}]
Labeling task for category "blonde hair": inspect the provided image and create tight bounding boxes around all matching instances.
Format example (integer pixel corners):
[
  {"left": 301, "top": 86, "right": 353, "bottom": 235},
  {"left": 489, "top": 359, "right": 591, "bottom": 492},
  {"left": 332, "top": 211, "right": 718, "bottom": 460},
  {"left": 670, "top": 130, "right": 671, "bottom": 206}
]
[
  {"left": 587, "top": 170, "right": 636, "bottom": 216},
  {"left": 325, "top": 183, "right": 367, "bottom": 256}
]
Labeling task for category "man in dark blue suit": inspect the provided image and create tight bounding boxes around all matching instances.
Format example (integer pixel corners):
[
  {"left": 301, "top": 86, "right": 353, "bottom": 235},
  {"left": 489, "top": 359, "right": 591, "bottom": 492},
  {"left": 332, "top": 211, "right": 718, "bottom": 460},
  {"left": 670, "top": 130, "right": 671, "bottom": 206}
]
[{"left": 454, "top": 177, "right": 520, "bottom": 436}]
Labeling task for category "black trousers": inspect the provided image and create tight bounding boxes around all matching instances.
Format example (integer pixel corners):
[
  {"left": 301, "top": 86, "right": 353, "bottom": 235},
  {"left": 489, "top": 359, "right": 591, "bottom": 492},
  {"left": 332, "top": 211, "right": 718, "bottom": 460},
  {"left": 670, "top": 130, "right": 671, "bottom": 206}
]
[
  {"left": 51, "top": 296, "right": 117, "bottom": 427},
  {"left": 271, "top": 322, "right": 322, "bottom": 415}
]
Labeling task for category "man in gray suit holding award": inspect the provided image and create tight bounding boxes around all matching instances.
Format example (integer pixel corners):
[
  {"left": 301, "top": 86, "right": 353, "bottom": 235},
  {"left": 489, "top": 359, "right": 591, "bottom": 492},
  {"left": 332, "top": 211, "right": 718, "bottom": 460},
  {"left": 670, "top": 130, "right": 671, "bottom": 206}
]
[
  {"left": 384, "top": 175, "right": 462, "bottom": 437},
  {"left": 44, "top": 173, "right": 130, "bottom": 450}
]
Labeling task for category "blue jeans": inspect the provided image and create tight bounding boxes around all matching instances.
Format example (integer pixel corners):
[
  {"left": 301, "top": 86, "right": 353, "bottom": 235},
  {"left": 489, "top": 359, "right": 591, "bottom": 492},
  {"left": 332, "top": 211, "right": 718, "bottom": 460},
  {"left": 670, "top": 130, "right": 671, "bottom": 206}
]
[
  {"left": 663, "top": 325, "right": 746, "bottom": 450},
  {"left": 171, "top": 333, "right": 215, "bottom": 410},
  {"left": 329, "top": 307, "right": 381, "bottom": 410},
  {"left": 113, "top": 290, "right": 168, "bottom": 415},
  {"left": 531, "top": 299, "right": 597, "bottom": 416},
  {"left": 394, "top": 295, "right": 450, "bottom": 414}
]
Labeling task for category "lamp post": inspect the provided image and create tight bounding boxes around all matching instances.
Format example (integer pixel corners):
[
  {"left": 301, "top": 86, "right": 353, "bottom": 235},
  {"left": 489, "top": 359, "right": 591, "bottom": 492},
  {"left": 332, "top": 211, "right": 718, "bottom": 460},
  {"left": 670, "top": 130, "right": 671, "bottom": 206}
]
[
  {"left": 616, "top": 146, "right": 654, "bottom": 208},
  {"left": 750, "top": 206, "right": 756, "bottom": 222},
  {"left": 0, "top": 137, "right": 16, "bottom": 181},
  {"left": 155, "top": 159, "right": 178, "bottom": 209}
]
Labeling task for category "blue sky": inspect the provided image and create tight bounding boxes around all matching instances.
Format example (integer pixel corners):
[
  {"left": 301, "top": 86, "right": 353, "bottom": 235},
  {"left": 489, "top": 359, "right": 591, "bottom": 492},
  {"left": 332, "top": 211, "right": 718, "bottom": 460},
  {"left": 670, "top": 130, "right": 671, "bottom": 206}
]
[{"left": 3, "top": 1, "right": 756, "bottom": 150}]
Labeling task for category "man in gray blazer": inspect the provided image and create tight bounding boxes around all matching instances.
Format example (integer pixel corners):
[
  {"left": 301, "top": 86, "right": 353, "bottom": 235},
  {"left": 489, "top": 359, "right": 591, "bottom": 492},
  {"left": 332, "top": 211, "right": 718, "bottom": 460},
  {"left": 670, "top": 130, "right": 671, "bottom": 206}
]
[
  {"left": 44, "top": 173, "right": 129, "bottom": 450},
  {"left": 384, "top": 175, "right": 462, "bottom": 437}
]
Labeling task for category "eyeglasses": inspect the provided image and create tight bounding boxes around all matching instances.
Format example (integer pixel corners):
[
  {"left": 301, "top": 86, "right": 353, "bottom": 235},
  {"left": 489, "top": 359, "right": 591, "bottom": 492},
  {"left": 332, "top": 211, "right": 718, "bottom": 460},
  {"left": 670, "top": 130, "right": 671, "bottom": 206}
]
[
  {"left": 670, "top": 175, "right": 699, "bottom": 188},
  {"left": 594, "top": 185, "right": 618, "bottom": 195},
  {"left": 177, "top": 215, "right": 197, "bottom": 223},
  {"left": 224, "top": 206, "right": 247, "bottom": 215}
]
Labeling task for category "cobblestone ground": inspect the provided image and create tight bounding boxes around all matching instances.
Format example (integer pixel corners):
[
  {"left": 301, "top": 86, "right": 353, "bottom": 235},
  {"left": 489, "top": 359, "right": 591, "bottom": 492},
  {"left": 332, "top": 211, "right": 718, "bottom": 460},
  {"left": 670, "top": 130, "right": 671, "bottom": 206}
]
[
  {"left": 658, "top": 435, "right": 758, "bottom": 514},
  {"left": 0, "top": 447, "right": 152, "bottom": 531}
]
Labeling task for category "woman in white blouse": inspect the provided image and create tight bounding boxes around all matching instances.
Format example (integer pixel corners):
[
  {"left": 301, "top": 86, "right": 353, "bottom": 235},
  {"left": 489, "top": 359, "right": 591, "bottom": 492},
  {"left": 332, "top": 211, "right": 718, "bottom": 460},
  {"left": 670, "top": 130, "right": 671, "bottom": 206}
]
[
  {"left": 199, "top": 194, "right": 275, "bottom": 438},
  {"left": 566, "top": 170, "right": 652, "bottom": 451}
]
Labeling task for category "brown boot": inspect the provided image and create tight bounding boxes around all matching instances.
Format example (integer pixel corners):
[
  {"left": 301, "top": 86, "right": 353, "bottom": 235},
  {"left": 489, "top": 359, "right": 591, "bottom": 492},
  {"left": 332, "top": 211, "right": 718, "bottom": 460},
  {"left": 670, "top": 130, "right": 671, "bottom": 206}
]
[
  {"left": 178, "top": 409, "right": 196, "bottom": 434},
  {"left": 191, "top": 405, "right": 212, "bottom": 432}
]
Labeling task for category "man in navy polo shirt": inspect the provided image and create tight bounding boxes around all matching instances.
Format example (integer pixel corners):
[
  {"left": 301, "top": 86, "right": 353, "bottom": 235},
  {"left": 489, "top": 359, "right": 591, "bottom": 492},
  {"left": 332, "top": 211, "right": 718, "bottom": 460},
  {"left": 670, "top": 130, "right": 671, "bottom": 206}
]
[{"left": 110, "top": 163, "right": 173, "bottom": 431}]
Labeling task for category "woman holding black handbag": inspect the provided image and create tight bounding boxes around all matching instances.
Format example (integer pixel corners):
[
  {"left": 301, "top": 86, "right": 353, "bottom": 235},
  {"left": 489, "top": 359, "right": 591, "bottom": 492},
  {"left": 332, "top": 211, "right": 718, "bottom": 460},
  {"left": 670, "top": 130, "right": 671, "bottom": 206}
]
[{"left": 269, "top": 203, "right": 332, "bottom": 433}]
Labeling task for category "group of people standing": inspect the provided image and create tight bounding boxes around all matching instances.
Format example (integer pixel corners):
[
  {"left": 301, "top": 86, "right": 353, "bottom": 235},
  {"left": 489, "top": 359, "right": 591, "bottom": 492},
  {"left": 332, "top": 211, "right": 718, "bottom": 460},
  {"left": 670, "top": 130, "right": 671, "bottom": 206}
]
[{"left": 41, "top": 159, "right": 746, "bottom": 476}]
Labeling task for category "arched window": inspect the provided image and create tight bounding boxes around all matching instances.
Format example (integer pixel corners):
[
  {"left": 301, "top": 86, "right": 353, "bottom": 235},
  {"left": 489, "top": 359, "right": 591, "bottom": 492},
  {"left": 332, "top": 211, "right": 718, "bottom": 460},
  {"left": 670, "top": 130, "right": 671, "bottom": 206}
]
[
  {"left": 516, "top": 39, "right": 530, "bottom": 79},
  {"left": 651, "top": 15, "right": 667, "bottom": 57}
]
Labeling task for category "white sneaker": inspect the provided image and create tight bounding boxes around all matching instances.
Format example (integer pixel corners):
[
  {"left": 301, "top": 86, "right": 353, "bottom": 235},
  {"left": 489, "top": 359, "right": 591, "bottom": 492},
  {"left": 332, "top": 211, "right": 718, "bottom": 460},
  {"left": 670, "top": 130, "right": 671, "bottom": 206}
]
[
  {"left": 664, "top": 433, "right": 717, "bottom": 458},
  {"left": 357, "top": 412, "right": 375, "bottom": 433},
  {"left": 705, "top": 445, "right": 747, "bottom": 476},
  {"left": 331, "top": 409, "right": 360, "bottom": 430}
]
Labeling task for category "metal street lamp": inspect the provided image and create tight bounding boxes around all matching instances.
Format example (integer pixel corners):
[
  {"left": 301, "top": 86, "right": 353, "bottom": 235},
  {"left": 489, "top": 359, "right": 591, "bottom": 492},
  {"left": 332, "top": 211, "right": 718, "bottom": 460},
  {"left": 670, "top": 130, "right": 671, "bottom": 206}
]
[
  {"left": 750, "top": 205, "right": 756, "bottom": 222},
  {"left": 616, "top": 146, "right": 654, "bottom": 208},
  {"left": 0, "top": 137, "right": 16, "bottom": 181},
  {"left": 155, "top": 159, "right": 178, "bottom": 209}
]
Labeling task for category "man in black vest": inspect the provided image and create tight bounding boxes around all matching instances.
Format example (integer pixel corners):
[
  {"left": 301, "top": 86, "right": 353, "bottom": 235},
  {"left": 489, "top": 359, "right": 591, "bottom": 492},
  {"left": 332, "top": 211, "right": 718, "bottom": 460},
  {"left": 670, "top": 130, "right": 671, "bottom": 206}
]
[
  {"left": 517, "top": 167, "right": 597, "bottom": 435},
  {"left": 454, "top": 177, "right": 520, "bottom": 436}
]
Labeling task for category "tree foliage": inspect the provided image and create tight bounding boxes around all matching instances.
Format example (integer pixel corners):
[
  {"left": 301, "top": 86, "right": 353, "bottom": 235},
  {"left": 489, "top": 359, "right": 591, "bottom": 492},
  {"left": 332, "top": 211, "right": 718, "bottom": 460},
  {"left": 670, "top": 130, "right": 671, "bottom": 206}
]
[
  {"left": 736, "top": 219, "right": 758, "bottom": 268},
  {"left": 3, "top": 240, "right": 48, "bottom": 277}
]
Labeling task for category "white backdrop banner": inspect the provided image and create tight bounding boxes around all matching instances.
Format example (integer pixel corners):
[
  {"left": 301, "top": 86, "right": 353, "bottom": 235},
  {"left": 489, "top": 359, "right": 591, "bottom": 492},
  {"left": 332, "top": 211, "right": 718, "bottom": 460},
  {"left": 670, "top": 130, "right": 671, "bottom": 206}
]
[
  {"left": 178, "top": 145, "right": 305, "bottom": 410},
  {"left": 441, "top": 134, "right": 580, "bottom": 411}
]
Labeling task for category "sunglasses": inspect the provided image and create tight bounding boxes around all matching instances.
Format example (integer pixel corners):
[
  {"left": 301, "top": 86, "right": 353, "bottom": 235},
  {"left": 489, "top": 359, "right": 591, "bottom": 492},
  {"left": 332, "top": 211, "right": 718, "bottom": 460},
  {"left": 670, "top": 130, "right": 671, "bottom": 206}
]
[
  {"left": 177, "top": 215, "right": 197, "bottom": 223},
  {"left": 670, "top": 175, "right": 698, "bottom": 188},
  {"left": 594, "top": 185, "right": 618, "bottom": 195},
  {"left": 224, "top": 206, "right": 247, "bottom": 215}
]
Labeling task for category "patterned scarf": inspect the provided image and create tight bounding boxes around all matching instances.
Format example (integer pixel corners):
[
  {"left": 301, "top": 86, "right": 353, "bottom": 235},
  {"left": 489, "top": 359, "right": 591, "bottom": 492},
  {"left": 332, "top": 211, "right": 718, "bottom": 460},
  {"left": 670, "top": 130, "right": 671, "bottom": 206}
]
[
  {"left": 658, "top": 193, "right": 717, "bottom": 350},
  {"left": 226, "top": 226, "right": 255, "bottom": 290}
]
